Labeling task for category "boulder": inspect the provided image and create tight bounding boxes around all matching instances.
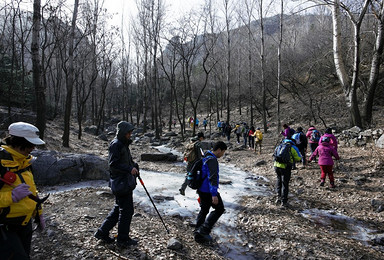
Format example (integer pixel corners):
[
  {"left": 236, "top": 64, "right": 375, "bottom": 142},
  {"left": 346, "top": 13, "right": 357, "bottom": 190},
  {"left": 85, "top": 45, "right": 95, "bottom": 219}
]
[
  {"left": 31, "top": 150, "right": 109, "bottom": 185},
  {"left": 140, "top": 153, "right": 178, "bottom": 162},
  {"left": 84, "top": 125, "right": 98, "bottom": 135},
  {"left": 376, "top": 134, "right": 384, "bottom": 149}
]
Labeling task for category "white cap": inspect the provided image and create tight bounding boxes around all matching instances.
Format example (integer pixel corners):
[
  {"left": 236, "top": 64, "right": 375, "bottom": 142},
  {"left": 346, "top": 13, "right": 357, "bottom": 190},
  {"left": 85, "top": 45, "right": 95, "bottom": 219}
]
[{"left": 8, "top": 122, "right": 45, "bottom": 145}]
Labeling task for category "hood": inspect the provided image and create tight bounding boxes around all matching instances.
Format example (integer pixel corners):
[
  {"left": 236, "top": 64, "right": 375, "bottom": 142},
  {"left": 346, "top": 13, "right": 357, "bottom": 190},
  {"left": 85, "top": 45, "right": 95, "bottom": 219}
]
[
  {"left": 116, "top": 121, "right": 135, "bottom": 141},
  {"left": 308, "top": 127, "right": 316, "bottom": 131}
]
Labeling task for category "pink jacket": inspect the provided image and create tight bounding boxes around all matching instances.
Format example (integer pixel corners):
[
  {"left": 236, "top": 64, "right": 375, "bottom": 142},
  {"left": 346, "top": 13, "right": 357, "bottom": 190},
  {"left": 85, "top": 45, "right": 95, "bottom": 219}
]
[
  {"left": 318, "top": 133, "right": 338, "bottom": 151},
  {"left": 306, "top": 127, "right": 317, "bottom": 144},
  {"left": 309, "top": 142, "right": 340, "bottom": 165}
]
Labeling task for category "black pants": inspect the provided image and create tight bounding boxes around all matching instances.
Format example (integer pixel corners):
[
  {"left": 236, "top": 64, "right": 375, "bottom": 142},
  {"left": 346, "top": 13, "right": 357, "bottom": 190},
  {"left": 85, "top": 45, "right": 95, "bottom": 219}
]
[
  {"left": 275, "top": 166, "right": 292, "bottom": 203},
  {"left": 0, "top": 221, "right": 32, "bottom": 259},
  {"left": 98, "top": 191, "right": 134, "bottom": 242},
  {"left": 196, "top": 191, "right": 225, "bottom": 234}
]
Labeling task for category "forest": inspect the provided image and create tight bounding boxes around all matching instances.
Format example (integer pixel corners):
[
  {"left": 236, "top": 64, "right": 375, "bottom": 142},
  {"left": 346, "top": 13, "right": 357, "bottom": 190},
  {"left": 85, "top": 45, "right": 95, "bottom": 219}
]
[{"left": 1, "top": 0, "right": 383, "bottom": 146}]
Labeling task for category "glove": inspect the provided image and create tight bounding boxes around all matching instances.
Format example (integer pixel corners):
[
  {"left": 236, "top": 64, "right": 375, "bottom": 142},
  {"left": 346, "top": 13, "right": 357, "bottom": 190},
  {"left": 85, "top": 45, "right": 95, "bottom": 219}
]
[
  {"left": 38, "top": 214, "right": 46, "bottom": 231},
  {"left": 12, "top": 183, "right": 32, "bottom": 202}
]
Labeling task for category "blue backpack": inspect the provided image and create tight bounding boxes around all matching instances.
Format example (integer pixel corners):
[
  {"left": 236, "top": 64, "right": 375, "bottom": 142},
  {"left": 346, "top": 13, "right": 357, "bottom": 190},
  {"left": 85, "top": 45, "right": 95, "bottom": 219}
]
[
  {"left": 310, "top": 130, "right": 321, "bottom": 142},
  {"left": 273, "top": 142, "right": 292, "bottom": 164}
]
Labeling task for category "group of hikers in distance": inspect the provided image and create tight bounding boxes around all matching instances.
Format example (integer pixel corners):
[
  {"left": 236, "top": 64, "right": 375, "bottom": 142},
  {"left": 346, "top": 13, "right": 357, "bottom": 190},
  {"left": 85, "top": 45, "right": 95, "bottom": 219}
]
[{"left": 0, "top": 119, "right": 340, "bottom": 258}]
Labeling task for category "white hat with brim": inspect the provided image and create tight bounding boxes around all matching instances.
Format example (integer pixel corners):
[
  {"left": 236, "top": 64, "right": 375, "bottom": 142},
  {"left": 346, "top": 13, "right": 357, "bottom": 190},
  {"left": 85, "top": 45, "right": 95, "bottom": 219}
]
[{"left": 8, "top": 122, "right": 46, "bottom": 145}]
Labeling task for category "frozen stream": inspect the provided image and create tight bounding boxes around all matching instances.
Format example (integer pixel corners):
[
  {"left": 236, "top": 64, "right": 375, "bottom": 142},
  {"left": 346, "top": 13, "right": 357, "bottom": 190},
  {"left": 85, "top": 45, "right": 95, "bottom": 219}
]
[{"left": 42, "top": 145, "right": 272, "bottom": 259}]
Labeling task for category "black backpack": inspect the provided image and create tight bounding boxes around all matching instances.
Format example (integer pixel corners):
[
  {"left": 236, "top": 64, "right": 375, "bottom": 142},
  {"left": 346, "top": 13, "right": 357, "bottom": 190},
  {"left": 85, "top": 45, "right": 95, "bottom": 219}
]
[
  {"left": 187, "top": 155, "right": 214, "bottom": 190},
  {"left": 273, "top": 142, "right": 292, "bottom": 164}
]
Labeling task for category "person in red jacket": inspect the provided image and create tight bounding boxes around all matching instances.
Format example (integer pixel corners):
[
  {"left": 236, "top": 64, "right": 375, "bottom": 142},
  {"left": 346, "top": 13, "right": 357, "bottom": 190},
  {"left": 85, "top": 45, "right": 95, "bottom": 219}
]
[{"left": 309, "top": 136, "right": 340, "bottom": 188}]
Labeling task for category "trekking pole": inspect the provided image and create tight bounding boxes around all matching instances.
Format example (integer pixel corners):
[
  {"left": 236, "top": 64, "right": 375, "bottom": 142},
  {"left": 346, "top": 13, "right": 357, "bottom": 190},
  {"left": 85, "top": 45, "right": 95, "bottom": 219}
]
[{"left": 137, "top": 175, "right": 170, "bottom": 234}]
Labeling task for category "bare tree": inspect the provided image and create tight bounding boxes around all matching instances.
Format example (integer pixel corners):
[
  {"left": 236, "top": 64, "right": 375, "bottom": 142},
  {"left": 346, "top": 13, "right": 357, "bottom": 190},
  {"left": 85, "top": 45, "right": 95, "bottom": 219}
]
[{"left": 62, "top": 0, "right": 79, "bottom": 147}]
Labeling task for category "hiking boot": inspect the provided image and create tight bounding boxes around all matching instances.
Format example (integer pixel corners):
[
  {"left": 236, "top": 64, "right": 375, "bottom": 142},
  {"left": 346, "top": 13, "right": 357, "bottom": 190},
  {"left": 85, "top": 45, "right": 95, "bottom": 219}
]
[
  {"left": 275, "top": 198, "right": 281, "bottom": 205},
  {"left": 94, "top": 230, "right": 115, "bottom": 244},
  {"left": 116, "top": 238, "right": 138, "bottom": 248},
  {"left": 320, "top": 181, "right": 325, "bottom": 187},
  {"left": 194, "top": 230, "right": 213, "bottom": 243},
  {"left": 281, "top": 201, "right": 289, "bottom": 208},
  {"left": 179, "top": 188, "right": 185, "bottom": 196},
  {"left": 330, "top": 182, "right": 335, "bottom": 188}
]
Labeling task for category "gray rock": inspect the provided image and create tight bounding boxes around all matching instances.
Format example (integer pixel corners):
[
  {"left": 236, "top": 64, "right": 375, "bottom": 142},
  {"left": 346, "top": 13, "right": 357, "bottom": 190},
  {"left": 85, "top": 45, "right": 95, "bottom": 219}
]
[
  {"left": 84, "top": 125, "right": 98, "bottom": 135},
  {"left": 140, "top": 153, "right": 178, "bottom": 161},
  {"left": 255, "top": 160, "right": 267, "bottom": 166},
  {"left": 376, "top": 134, "right": 384, "bottom": 149},
  {"left": 164, "top": 132, "right": 178, "bottom": 137},
  {"left": 167, "top": 238, "right": 183, "bottom": 250},
  {"left": 371, "top": 234, "right": 384, "bottom": 246},
  {"left": 97, "top": 134, "right": 108, "bottom": 141},
  {"left": 31, "top": 150, "right": 109, "bottom": 185}
]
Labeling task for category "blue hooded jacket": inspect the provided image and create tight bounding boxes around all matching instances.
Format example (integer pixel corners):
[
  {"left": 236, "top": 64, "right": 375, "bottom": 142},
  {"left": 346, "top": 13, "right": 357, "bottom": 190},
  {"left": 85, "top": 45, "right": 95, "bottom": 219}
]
[{"left": 198, "top": 151, "right": 218, "bottom": 196}]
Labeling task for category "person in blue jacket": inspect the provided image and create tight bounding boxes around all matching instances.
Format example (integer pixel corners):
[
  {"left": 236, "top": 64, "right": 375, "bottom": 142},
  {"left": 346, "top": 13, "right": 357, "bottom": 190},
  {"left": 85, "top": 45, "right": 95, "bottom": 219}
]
[
  {"left": 194, "top": 141, "right": 227, "bottom": 243},
  {"left": 274, "top": 139, "right": 302, "bottom": 207}
]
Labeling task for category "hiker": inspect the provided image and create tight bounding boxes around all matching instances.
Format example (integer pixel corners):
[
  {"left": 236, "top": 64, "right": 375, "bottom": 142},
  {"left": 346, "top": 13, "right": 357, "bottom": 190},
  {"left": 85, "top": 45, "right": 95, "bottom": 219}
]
[
  {"left": 173, "top": 119, "right": 176, "bottom": 128},
  {"left": 203, "top": 118, "right": 208, "bottom": 131},
  {"left": 292, "top": 127, "right": 308, "bottom": 167},
  {"left": 195, "top": 118, "right": 199, "bottom": 128},
  {"left": 179, "top": 132, "right": 205, "bottom": 195},
  {"left": 281, "top": 124, "right": 294, "bottom": 139},
  {"left": 95, "top": 121, "right": 139, "bottom": 248},
  {"left": 319, "top": 128, "right": 338, "bottom": 151},
  {"left": 0, "top": 122, "right": 46, "bottom": 259},
  {"left": 308, "top": 136, "right": 340, "bottom": 188},
  {"left": 217, "top": 120, "right": 222, "bottom": 133},
  {"left": 306, "top": 126, "right": 321, "bottom": 160},
  {"left": 273, "top": 139, "right": 302, "bottom": 207},
  {"left": 234, "top": 123, "right": 241, "bottom": 144},
  {"left": 253, "top": 127, "right": 263, "bottom": 154},
  {"left": 224, "top": 122, "right": 232, "bottom": 142},
  {"left": 241, "top": 123, "right": 249, "bottom": 147},
  {"left": 194, "top": 141, "right": 227, "bottom": 243},
  {"left": 248, "top": 126, "right": 255, "bottom": 150}
]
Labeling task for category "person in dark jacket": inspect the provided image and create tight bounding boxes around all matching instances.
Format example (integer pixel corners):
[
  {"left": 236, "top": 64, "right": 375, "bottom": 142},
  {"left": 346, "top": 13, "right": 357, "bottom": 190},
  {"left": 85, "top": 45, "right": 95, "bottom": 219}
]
[
  {"left": 194, "top": 141, "right": 227, "bottom": 243},
  {"left": 296, "top": 127, "right": 308, "bottom": 167},
  {"left": 179, "top": 132, "right": 205, "bottom": 195},
  {"left": 95, "top": 121, "right": 139, "bottom": 248}
]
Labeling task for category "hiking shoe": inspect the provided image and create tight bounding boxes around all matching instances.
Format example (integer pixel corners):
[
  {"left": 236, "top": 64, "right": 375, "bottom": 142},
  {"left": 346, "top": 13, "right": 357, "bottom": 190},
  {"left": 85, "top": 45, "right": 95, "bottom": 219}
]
[
  {"left": 320, "top": 182, "right": 325, "bottom": 187},
  {"left": 275, "top": 198, "right": 281, "bottom": 205},
  {"left": 116, "top": 238, "right": 138, "bottom": 248},
  {"left": 281, "top": 201, "right": 289, "bottom": 208},
  {"left": 194, "top": 230, "right": 212, "bottom": 243},
  {"left": 94, "top": 230, "right": 115, "bottom": 244},
  {"left": 330, "top": 183, "right": 335, "bottom": 188},
  {"left": 179, "top": 188, "right": 185, "bottom": 196}
]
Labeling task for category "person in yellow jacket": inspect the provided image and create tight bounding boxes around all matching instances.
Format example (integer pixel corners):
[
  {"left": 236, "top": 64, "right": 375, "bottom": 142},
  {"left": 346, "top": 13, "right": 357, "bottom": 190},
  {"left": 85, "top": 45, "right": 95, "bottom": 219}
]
[
  {"left": 0, "top": 122, "right": 46, "bottom": 259},
  {"left": 253, "top": 128, "right": 263, "bottom": 154}
]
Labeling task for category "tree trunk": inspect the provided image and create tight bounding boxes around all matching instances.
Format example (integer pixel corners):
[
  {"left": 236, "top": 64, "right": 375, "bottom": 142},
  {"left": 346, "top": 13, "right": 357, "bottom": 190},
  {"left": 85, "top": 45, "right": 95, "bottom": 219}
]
[
  {"left": 32, "top": 0, "right": 46, "bottom": 137},
  {"left": 62, "top": 0, "right": 79, "bottom": 147},
  {"left": 363, "top": 3, "right": 384, "bottom": 127}
]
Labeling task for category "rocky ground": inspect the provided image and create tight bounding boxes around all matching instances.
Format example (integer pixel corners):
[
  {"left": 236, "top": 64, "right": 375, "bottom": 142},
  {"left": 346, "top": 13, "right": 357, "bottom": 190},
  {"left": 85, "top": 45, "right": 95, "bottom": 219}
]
[{"left": 30, "top": 121, "right": 384, "bottom": 260}]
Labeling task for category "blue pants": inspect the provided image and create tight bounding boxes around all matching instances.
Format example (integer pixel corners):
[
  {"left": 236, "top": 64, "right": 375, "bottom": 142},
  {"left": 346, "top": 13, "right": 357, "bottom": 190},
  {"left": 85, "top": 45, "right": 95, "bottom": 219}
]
[{"left": 99, "top": 191, "right": 134, "bottom": 242}]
